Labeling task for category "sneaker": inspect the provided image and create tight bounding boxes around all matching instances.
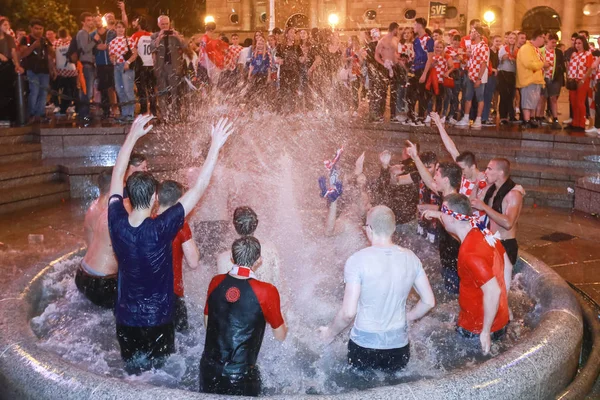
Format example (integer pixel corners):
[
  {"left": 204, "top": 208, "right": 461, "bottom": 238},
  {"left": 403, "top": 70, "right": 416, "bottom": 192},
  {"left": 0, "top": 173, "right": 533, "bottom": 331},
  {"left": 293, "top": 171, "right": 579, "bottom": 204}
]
[
  {"left": 529, "top": 120, "right": 539, "bottom": 128},
  {"left": 472, "top": 118, "right": 482, "bottom": 128},
  {"left": 563, "top": 118, "right": 573, "bottom": 124},
  {"left": 455, "top": 117, "right": 470, "bottom": 127},
  {"left": 448, "top": 117, "right": 458, "bottom": 125},
  {"left": 0, "top": 120, "right": 10, "bottom": 126},
  {"left": 585, "top": 127, "right": 598, "bottom": 135},
  {"left": 482, "top": 120, "right": 495, "bottom": 126},
  {"left": 510, "top": 118, "right": 522, "bottom": 124},
  {"left": 402, "top": 118, "right": 414, "bottom": 126},
  {"left": 410, "top": 119, "right": 425, "bottom": 126},
  {"left": 424, "top": 116, "right": 431, "bottom": 124},
  {"left": 390, "top": 117, "right": 402, "bottom": 124}
]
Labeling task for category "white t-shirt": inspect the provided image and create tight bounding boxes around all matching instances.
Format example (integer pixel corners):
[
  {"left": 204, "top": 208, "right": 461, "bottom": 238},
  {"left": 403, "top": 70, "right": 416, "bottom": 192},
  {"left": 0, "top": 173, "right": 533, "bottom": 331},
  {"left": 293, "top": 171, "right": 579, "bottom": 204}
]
[
  {"left": 238, "top": 46, "right": 251, "bottom": 67},
  {"left": 344, "top": 245, "right": 425, "bottom": 349},
  {"left": 135, "top": 35, "right": 153, "bottom": 67}
]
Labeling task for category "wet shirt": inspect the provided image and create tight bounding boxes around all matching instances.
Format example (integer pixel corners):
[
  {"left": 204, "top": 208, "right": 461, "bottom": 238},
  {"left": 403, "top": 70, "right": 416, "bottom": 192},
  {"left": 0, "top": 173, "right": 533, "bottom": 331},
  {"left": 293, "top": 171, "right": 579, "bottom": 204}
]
[
  {"left": 372, "top": 164, "right": 419, "bottom": 225},
  {"left": 345, "top": 246, "right": 425, "bottom": 349},
  {"left": 458, "top": 229, "right": 509, "bottom": 334},
  {"left": 108, "top": 195, "right": 184, "bottom": 327},
  {"left": 412, "top": 34, "right": 434, "bottom": 72},
  {"left": 203, "top": 274, "right": 283, "bottom": 376},
  {"left": 172, "top": 221, "right": 192, "bottom": 297},
  {"left": 277, "top": 43, "right": 302, "bottom": 75}
]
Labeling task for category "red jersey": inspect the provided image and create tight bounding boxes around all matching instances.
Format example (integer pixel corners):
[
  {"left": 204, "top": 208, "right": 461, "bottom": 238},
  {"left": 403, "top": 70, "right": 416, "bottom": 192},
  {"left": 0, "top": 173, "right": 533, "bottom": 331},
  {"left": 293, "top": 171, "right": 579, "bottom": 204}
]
[
  {"left": 172, "top": 221, "right": 192, "bottom": 297},
  {"left": 457, "top": 229, "right": 509, "bottom": 334}
]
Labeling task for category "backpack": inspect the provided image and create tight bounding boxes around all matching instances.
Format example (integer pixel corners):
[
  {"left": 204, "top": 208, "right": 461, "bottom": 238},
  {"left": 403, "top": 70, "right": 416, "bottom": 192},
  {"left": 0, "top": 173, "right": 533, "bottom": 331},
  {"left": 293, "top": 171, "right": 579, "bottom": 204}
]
[{"left": 66, "top": 37, "right": 79, "bottom": 63}]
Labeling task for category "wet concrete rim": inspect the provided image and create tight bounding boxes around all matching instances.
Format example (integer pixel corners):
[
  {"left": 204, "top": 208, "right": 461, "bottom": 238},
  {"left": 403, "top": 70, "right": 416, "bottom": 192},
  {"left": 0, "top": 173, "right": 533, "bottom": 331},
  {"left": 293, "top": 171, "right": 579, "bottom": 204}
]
[{"left": 0, "top": 250, "right": 584, "bottom": 400}]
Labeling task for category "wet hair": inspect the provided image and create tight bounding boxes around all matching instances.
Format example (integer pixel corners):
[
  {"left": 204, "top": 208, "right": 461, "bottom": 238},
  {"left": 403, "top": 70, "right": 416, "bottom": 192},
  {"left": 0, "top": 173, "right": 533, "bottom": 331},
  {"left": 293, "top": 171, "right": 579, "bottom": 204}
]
[
  {"left": 456, "top": 151, "right": 477, "bottom": 168},
  {"left": 491, "top": 158, "right": 511, "bottom": 176},
  {"left": 80, "top": 12, "right": 92, "bottom": 23},
  {"left": 548, "top": 33, "right": 559, "bottom": 41},
  {"left": 415, "top": 18, "right": 427, "bottom": 28},
  {"left": 420, "top": 151, "right": 438, "bottom": 166},
  {"left": 58, "top": 27, "right": 69, "bottom": 38},
  {"left": 126, "top": 172, "right": 158, "bottom": 210},
  {"left": 576, "top": 36, "right": 590, "bottom": 51},
  {"left": 443, "top": 193, "right": 473, "bottom": 216},
  {"left": 233, "top": 206, "right": 258, "bottom": 235},
  {"left": 97, "top": 168, "right": 112, "bottom": 195},
  {"left": 531, "top": 29, "right": 545, "bottom": 40},
  {"left": 128, "top": 153, "right": 147, "bottom": 167},
  {"left": 388, "top": 22, "right": 399, "bottom": 32},
  {"left": 452, "top": 34, "right": 461, "bottom": 42},
  {"left": 30, "top": 19, "right": 43, "bottom": 28},
  {"left": 232, "top": 236, "right": 261, "bottom": 267},
  {"left": 437, "top": 162, "right": 463, "bottom": 191},
  {"left": 158, "top": 180, "right": 184, "bottom": 208},
  {"left": 367, "top": 206, "right": 396, "bottom": 236}
]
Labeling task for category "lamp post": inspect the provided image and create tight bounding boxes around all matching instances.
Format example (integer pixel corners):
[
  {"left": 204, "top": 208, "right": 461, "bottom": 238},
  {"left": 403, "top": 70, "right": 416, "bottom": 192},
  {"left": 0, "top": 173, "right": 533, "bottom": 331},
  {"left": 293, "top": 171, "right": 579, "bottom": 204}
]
[
  {"left": 204, "top": 15, "right": 215, "bottom": 24},
  {"left": 328, "top": 13, "right": 339, "bottom": 30},
  {"left": 483, "top": 10, "right": 495, "bottom": 27}
]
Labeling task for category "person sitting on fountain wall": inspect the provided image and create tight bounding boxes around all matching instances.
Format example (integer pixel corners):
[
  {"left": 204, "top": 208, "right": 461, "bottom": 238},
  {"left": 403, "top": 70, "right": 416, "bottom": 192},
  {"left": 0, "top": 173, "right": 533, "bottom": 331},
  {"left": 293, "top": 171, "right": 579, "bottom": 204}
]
[
  {"left": 406, "top": 141, "right": 462, "bottom": 295},
  {"left": 470, "top": 158, "right": 525, "bottom": 268},
  {"left": 107, "top": 115, "right": 234, "bottom": 373},
  {"left": 216, "top": 206, "right": 282, "bottom": 289},
  {"left": 425, "top": 193, "right": 511, "bottom": 354},
  {"left": 319, "top": 205, "right": 435, "bottom": 371},
  {"left": 76, "top": 168, "right": 118, "bottom": 309},
  {"left": 201, "top": 236, "right": 287, "bottom": 397},
  {"left": 156, "top": 180, "right": 200, "bottom": 332}
]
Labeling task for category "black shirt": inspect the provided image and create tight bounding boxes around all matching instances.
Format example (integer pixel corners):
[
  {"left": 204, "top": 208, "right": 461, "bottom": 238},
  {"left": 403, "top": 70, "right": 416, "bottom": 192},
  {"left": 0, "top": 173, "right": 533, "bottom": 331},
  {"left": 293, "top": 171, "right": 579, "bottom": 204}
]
[
  {"left": 277, "top": 43, "right": 302, "bottom": 75},
  {"left": 372, "top": 164, "right": 419, "bottom": 225},
  {"left": 20, "top": 35, "right": 50, "bottom": 74},
  {"left": 490, "top": 48, "right": 499, "bottom": 70}
]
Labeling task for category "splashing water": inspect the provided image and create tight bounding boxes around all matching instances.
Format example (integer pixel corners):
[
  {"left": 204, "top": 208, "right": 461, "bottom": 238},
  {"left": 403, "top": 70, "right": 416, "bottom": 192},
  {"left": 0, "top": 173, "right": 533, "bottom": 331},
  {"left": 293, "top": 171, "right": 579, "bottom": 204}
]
[{"left": 30, "top": 114, "right": 538, "bottom": 395}]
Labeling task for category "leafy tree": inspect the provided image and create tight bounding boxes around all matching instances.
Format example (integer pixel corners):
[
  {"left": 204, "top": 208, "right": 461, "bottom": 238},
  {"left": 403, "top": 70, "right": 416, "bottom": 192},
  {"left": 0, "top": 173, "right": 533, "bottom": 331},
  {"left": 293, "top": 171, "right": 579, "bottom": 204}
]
[{"left": 3, "top": 0, "right": 77, "bottom": 33}]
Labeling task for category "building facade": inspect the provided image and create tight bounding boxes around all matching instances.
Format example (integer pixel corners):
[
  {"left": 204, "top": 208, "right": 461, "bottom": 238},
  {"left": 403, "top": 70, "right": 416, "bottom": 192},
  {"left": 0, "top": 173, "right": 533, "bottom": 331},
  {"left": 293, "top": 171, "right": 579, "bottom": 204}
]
[{"left": 206, "top": 0, "right": 600, "bottom": 40}]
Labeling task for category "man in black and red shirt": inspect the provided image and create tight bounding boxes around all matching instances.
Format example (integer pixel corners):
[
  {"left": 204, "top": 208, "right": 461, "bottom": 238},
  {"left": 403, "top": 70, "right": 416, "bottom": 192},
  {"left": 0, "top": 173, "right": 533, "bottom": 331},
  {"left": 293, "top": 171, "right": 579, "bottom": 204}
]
[{"left": 201, "top": 236, "right": 287, "bottom": 397}]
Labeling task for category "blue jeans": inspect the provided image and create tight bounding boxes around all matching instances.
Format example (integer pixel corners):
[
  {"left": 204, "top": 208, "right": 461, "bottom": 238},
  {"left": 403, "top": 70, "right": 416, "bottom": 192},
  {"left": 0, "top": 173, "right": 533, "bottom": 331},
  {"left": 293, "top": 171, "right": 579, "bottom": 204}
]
[
  {"left": 114, "top": 63, "right": 135, "bottom": 118},
  {"left": 26, "top": 70, "right": 50, "bottom": 118},
  {"left": 482, "top": 74, "right": 497, "bottom": 121},
  {"left": 443, "top": 70, "right": 461, "bottom": 119},
  {"left": 79, "top": 63, "right": 95, "bottom": 120}
]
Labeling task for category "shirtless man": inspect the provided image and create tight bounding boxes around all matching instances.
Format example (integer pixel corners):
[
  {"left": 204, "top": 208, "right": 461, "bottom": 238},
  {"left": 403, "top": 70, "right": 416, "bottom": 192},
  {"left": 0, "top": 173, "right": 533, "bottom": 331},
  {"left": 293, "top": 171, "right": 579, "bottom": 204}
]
[
  {"left": 373, "top": 22, "right": 400, "bottom": 121},
  {"left": 76, "top": 169, "right": 118, "bottom": 308},
  {"left": 471, "top": 158, "right": 525, "bottom": 268}
]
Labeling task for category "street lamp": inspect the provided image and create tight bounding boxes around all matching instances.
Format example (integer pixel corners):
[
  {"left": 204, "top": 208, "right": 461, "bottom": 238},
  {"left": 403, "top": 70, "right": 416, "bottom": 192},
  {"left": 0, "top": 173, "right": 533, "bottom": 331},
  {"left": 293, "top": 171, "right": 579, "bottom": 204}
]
[
  {"left": 483, "top": 10, "right": 495, "bottom": 25},
  {"left": 328, "top": 13, "right": 339, "bottom": 29},
  {"left": 204, "top": 15, "right": 215, "bottom": 24}
]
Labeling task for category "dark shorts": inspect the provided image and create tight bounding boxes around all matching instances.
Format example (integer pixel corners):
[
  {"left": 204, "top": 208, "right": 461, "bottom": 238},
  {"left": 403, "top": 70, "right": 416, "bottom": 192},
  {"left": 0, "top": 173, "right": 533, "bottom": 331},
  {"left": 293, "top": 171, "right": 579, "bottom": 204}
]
[
  {"left": 174, "top": 295, "right": 189, "bottom": 332},
  {"left": 200, "top": 357, "right": 261, "bottom": 397},
  {"left": 97, "top": 64, "right": 115, "bottom": 91},
  {"left": 74, "top": 266, "right": 117, "bottom": 309},
  {"left": 501, "top": 238, "right": 519, "bottom": 266},
  {"left": 347, "top": 339, "right": 410, "bottom": 371},
  {"left": 456, "top": 325, "right": 507, "bottom": 341},
  {"left": 116, "top": 322, "right": 175, "bottom": 374},
  {"left": 544, "top": 78, "right": 562, "bottom": 98}
]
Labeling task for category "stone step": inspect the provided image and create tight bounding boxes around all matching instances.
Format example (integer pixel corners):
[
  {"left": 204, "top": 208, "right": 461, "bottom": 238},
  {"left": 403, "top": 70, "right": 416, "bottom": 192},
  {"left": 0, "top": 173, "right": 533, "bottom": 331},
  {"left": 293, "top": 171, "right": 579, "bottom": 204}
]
[
  {"left": 0, "top": 134, "right": 39, "bottom": 145},
  {"left": 0, "top": 181, "right": 70, "bottom": 214},
  {"left": 0, "top": 162, "right": 62, "bottom": 190},
  {"left": 0, "top": 126, "right": 38, "bottom": 137},
  {"left": 524, "top": 186, "right": 575, "bottom": 209},
  {"left": 0, "top": 144, "right": 42, "bottom": 164}
]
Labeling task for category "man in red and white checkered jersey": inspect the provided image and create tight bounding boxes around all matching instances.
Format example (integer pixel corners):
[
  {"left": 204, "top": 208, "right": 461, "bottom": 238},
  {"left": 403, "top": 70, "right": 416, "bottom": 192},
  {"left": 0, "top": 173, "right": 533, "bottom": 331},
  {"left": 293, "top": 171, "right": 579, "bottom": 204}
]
[
  {"left": 53, "top": 28, "right": 78, "bottom": 115},
  {"left": 130, "top": 16, "right": 156, "bottom": 115},
  {"left": 221, "top": 33, "right": 244, "bottom": 93},
  {"left": 456, "top": 27, "right": 489, "bottom": 128}
]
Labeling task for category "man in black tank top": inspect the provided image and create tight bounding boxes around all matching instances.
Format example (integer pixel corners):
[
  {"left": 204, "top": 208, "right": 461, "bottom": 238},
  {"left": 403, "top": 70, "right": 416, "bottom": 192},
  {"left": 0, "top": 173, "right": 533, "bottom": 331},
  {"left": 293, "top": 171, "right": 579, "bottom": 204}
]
[{"left": 201, "top": 236, "right": 287, "bottom": 396}]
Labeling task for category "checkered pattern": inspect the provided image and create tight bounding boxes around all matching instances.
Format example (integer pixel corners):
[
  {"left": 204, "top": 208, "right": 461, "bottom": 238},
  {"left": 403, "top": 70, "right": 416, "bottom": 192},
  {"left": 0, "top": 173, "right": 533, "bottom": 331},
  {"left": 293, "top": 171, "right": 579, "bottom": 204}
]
[
  {"left": 432, "top": 54, "right": 449, "bottom": 83},
  {"left": 109, "top": 36, "right": 132, "bottom": 64},
  {"left": 468, "top": 41, "right": 489, "bottom": 82},
  {"left": 460, "top": 175, "right": 477, "bottom": 197},
  {"left": 595, "top": 56, "right": 600, "bottom": 80},
  {"left": 419, "top": 35, "right": 431, "bottom": 53},
  {"left": 225, "top": 44, "right": 243, "bottom": 71},
  {"left": 445, "top": 45, "right": 460, "bottom": 69},
  {"left": 54, "top": 39, "right": 78, "bottom": 77},
  {"left": 568, "top": 51, "right": 592, "bottom": 80},
  {"left": 544, "top": 48, "right": 555, "bottom": 80},
  {"left": 398, "top": 42, "right": 414, "bottom": 61}
]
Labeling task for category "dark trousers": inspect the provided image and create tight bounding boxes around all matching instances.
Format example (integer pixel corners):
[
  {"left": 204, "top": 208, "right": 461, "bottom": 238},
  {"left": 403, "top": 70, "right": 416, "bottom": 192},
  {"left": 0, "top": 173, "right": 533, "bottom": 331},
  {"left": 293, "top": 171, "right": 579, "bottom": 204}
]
[
  {"left": 368, "top": 68, "right": 384, "bottom": 119},
  {"left": 49, "top": 77, "right": 60, "bottom": 106},
  {"left": 116, "top": 322, "right": 175, "bottom": 374},
  {"left": 347, "top": 339, "right": 410, "bottom": 371},
  {"left": 407, "top": 70, "right": 430, "bottom": 121},
  {"left": 74, "top": 266, "right": 117, "bottom": 309},
  {"left": 374, "top": 71, "right": 398, "bottom": 119},
  {"left": 501, "top": 238, "right": 519, "bottom": 266},
  {"left": 174, "top": 295, "right": 189, "bottom": 332},
  {"left": 498, "top": 71, "right": 516, "bottom": 120},
  {"left": 136, "top": 67, "right": 157, "bottom": 115},
  {"left": 97, "top": 65, "right": 114, "bottom": 118},
  {"left": 0, "top": 62, "right": 16, "bottom": 121},
  {"left": 200, "top": 357, "right": 261, "bottom": 397},
  {"left": 56, "top": 76, "right": 78, "bottom": 114},
  {"left": 595, "top": 82, "right": 600, "bottom": 129}
]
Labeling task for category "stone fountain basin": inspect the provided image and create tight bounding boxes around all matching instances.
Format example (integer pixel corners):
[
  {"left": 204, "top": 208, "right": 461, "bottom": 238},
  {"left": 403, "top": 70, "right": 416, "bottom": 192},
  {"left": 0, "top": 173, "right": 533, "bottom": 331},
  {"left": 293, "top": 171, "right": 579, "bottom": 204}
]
[{"left": 0, "top": 249, "right": 582, "bottom": 400}]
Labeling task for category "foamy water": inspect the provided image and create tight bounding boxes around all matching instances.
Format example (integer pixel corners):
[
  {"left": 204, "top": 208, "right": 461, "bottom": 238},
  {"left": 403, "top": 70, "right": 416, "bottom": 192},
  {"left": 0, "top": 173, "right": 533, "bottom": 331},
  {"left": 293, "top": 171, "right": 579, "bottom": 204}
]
[{"left": 30, "top": 114, "right": 537, "bottom": 395}]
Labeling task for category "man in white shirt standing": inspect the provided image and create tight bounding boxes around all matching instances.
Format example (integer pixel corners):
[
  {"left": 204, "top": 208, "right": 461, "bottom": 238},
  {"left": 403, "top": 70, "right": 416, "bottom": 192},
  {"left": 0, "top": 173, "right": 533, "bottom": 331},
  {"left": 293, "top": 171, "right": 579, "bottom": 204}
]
[
  {"left": 130, "top": 16, "right": 156, "bottom": 115},
  {"left": 319, "top": 205, "right": 435, "bottom": 371}
]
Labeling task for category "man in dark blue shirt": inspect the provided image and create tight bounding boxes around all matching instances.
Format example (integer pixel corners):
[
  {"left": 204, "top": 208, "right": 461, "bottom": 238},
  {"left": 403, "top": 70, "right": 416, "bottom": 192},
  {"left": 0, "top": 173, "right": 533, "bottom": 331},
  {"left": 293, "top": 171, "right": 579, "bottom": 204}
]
[
  {"left": 108, "top": 115, "right": 234, "bottom": 373},
  {"left": 405, "top": 18, "right": 434, "bottom": 126}
]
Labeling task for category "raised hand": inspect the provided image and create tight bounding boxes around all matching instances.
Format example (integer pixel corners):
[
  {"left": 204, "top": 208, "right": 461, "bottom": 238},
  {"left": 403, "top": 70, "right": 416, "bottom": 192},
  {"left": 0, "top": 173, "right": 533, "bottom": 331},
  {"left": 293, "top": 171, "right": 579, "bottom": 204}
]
[
  {"left": 210, "top": 117, "right": 234, "bottom": 150},
  {"left": 430, "top": 112, "right": 442, "bottom": 127},
  {"left": 128, "top": 114, "right": 154, "bottom": 140},
  {"left": 354, "top": 151, "right": 365, "bottom": 176},
  {"left": 379, "top": 150, "right": 391, "bottom": 167},
  {"left": 406, "top": 140, "right": 418, "bottom": 160}
]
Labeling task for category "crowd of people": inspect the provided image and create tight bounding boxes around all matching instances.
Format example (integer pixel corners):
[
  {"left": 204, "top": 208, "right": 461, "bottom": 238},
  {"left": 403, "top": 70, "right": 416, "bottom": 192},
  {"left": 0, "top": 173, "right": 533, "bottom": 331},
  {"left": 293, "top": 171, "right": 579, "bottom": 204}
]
[
  {"left": 75, "top": 106, "right": 524, "bottom": 396},
  {"left": 1, "top": 7, "right": 600, "bottom": 135}
]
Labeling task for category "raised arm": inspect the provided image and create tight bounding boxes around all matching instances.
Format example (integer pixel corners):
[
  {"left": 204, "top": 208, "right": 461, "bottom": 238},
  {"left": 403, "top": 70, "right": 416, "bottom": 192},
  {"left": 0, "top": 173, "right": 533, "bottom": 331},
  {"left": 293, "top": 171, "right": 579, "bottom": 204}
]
[
  {"left": 118, "top": 1, "right": 128, "bottom": 28},
  {"left": 178, "top": 118, "right": 234, "bottom": 216},
  {"left": 406, "top": 141, "right": 437, "bottom": 193},
  {"left": 109, "top": 115, "right": 154, "bottom": 197},
  {"left": 407, "top": 271, "right": 436, "bottom": 321},
  {"left": 480, "top": 277, "right": 501, "bottom": 354},
  {"left": 431, "top": 112, "right": 459, "bottom": 160}
]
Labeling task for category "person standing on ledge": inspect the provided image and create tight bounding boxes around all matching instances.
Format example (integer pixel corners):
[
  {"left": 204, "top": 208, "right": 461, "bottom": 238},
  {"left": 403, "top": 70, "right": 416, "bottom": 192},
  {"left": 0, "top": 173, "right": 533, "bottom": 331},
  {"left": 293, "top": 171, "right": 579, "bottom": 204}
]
[
  {"left": 471, "top": 158, "right": 525, "bottom": 270},
  {"left": 426, "top": 194, "right": 510, "bottom": 354},
  {"left": 107, "top": 115, "right": 234, "bottom": 373},
  {"left": 201, "top": 236, "right": 287, "bottom": 396},
  {"left": 319, "top": 205, "right": 435, "bottom": 371}
]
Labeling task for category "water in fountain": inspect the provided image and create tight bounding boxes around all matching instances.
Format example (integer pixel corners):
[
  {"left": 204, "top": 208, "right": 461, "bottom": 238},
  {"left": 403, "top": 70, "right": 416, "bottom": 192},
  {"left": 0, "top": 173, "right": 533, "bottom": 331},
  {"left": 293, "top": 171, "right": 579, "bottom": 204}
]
[{"left": 29, "top": 111, "right": 539, "bottom": 395}]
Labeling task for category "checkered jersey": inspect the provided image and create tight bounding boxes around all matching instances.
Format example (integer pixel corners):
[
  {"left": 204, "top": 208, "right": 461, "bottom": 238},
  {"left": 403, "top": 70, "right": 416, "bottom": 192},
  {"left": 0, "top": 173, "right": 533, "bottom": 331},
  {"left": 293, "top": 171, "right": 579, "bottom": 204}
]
[
  {"left": 54, "top": 39, "right": 78, "bottom": 77},
  {"left": 544, "top": 48, "right": 555, "bottom": 80},
  {"left": 109, "top": 36, "right": 132, "bottom": 64},
  {"left": 432, "top": 54, "right": 449, "bottom": 82},
  {"left": 468, "top": 41, "right": 489, "bottom": 82},
  {"left": 596, "top": 56, "right": 600, "bottom": 80},
  {"left": 445, "top": 45, "right": 460, "bottom": 69},
  {"left": 419, "top": 35, "right": 431, "bottom": 53},
  {"left": 225, "top": 44, "right": 243, "bottom": 71},
  {"left": 568, "top": 50, "right": 593, "bottom": 80},
  {"left": 398, "top": 42, "right": 414, "bottom": 61}
]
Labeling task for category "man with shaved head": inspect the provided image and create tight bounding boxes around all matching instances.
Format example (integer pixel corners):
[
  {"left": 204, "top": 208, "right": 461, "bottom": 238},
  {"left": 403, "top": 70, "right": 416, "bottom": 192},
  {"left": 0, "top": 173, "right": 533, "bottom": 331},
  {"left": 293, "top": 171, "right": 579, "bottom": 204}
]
[{"left": 319, "top": 205, "right": 435, "bottom": 372}]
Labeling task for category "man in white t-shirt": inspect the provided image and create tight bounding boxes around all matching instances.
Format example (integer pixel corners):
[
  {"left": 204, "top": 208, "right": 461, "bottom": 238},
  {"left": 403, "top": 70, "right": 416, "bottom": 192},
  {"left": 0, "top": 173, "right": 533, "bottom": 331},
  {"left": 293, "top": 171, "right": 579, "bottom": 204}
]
[
  {"left": 319, "top": 205, "right": 435, "bottom": 371},
  {"left": 130, "top": 16, "right": 156, "bottom": 115}
]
